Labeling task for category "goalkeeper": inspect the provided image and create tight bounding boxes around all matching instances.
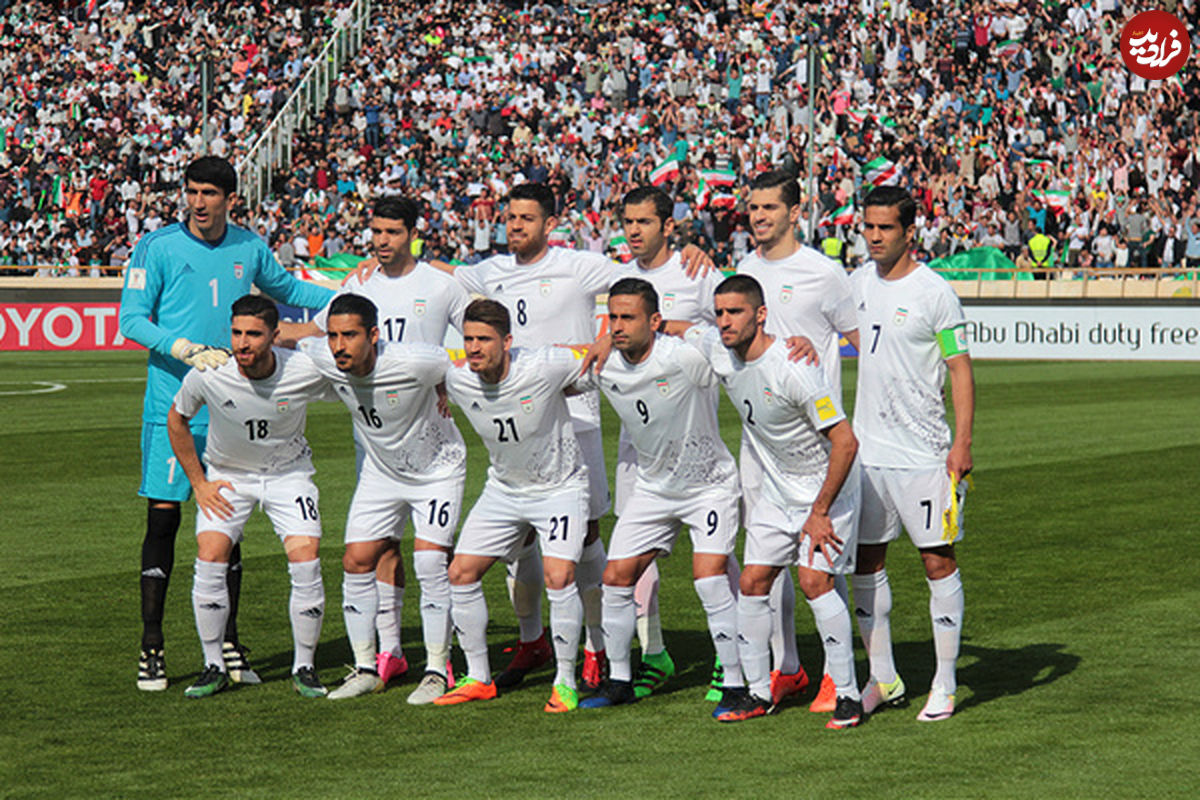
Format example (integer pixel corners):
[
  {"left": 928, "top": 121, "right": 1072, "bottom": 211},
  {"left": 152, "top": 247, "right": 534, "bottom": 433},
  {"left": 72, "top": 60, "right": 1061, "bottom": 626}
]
[{"left": 119, "top": 156, "right": 334, "bottom": 692}]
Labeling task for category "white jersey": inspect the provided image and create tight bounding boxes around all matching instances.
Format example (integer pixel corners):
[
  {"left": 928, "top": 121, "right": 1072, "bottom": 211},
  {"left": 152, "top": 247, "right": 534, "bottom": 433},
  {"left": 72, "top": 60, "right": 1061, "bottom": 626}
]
[
  {"left": 173, "top": 348, "right": 329, "bottom": 474},
  {"left": 636, "top": 251, "right": 719, "bottom": 325},
  {"left": 849, "top": 262, "right": 967, "bottom": 469},
  {"left": 299, "top": 339, "right": 465, "bottom": 482},
  {"left": 445, "top": 346, "right": 586, "bottom": 493},
  {"left": 686, "top": 326, "right": 846, "bottom": 509},
  {"left": 454, "top": 246, "right": 629, "bottom": 429},
  {"left": 737, "top": 246, "right": 856, "bottom": 399},
  {"left": 313, "top": 261, "right": 469, "bottom": 345},
  {"left": 585, "top": 334, "right": 736, "bottom": 497}
]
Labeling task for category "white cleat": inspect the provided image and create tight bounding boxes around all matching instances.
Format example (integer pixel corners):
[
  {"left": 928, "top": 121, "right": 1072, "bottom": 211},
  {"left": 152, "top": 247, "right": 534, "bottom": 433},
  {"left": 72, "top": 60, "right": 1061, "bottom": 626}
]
[
  {"left": 861, "top": 674, "right": 907, "bottom": 714},
  {"left": 327, "top": 667, "right": 384, "bottom": 700},
  {"left": 916, "top": 687, "right": 956, "bottom": 722},
  {"left": 222, "top": 641, "right": 263, "bottom": 685},
  {"left": 406, "top": 671, "right": 449, "bottom": 705}
]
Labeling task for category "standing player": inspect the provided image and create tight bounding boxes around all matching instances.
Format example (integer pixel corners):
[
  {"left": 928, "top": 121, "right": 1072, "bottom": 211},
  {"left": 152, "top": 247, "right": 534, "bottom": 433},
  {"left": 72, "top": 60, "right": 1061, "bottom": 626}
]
[
  {"left": 736, "top": 170, "right": 861, "bottom": 712},
  {"left": 433, "top": 299, "right": 591, "bottom": 713},
  {"left": 684, "top": 276, "right": 862, "bottom": 728},
  {"left": 849, "top": 186, "right": 974, "bottom": 722},
  {"left": 284, "top": 196, "right": 470, "bottom": 691},
  {"left": 120, "top": 156, "right": 334, "bottom": 691},
  {"left": 576, "top": 279, "right": 744, "bottom": 715},
  {"left": 166, "top": 295, "right": 331, "bottom": 699}
]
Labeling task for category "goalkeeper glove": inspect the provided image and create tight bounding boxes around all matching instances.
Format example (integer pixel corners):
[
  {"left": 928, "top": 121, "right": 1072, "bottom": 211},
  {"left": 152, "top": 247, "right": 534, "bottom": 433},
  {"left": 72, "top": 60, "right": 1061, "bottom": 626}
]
[{"left": 170, "top": 338, "right": 232, "bottom": 371}]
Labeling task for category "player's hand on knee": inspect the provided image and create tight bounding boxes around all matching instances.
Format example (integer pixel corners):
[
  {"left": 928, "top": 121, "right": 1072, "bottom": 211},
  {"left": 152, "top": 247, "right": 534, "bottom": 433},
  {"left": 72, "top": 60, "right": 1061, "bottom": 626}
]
[
  {"left": 801, "top": 511, "right": 843, "bottom": 567},
  {"left": 196, "top": 480, "right": 235, "bottom": 520},
  {"left": 785, "top": 335, "right": 818, "bottom": 365}
]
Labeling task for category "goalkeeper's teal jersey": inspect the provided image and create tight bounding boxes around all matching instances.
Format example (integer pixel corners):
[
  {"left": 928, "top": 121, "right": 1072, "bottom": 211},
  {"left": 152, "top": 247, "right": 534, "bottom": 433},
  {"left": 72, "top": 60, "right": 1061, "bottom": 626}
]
[{"left": 119, "top": 222, "right": 334, "bottom": 424}]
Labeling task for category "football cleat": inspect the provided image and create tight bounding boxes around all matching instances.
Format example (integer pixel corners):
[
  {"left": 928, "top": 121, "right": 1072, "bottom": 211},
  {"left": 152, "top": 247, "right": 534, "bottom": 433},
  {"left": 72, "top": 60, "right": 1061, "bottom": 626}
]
[
  {"left": 138, "top": 648, "right": 167, "bottom": 692},
  {"left": 825, "top": 695, "right": 863, "bottom": 729},
  {"left": 445, "top": 658, "right": 456, "bottom": 689},
  {"left": 544, "top": 684, "right": 579, "bottom": 713},
  {"left": 704, "top": 657, "right": 724, "bottom": 702},
  {"left": 633, "top": 650, "right": 675, "bottom": 699},
  {"left": 711, "top": 687, "right": 750, "bottom": 719},
  {"left": 376, "top": 651, "right": 409, "bottom": 685},
  {"left": 715, "top": 692, "right": 774, "bottom": 723},
  {"left": 432, "top": 677, "right": 497, "bottom": 706},
  {"left": 291, "top": 666, "right": 328, "bottom": 698},
  {"left": 862, "top": 674, "right": 907, "bottom": 715},
  {"left": 222, "top": 641, "right": 262, "bottom": 685},
  {"left": 582, "top": 649, "right": 607, "bottom": 691},
  {"left": 916, "top": 688, "right": 955, "bottom": 722},
  {"left": 184, "top": 664, "right": 229, "bottom": 699},
  {"left": 327, "top": 666, "right": 383, "bottom": 700},
  {"left": 579, "top": 679, "right": 637, "bottom": 708},
  {"left": 809, "top": 673, "right": 837, "bottom": 713},
  {"left": 494, "top": 631, "right": 551, "bottom": 689},
  {"left": 769, "top": 665, "right": 810, "bottom": 705},
  {"left": 407, "top": 671, "right": 449, "bottom": 705}
]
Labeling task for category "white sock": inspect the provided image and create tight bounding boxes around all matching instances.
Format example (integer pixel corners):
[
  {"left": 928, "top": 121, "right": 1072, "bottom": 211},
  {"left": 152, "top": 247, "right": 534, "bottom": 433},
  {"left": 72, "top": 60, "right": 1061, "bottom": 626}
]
[
  {"left": 768, "top": 569, "right": 800, "bottom": 674},
  {"left": 413, "top": 549, "right": 451, "bottom": 676},
  {"left": 506, "top": 541, "right": 544, "bottom": 642},
  {"left": 545, "top": 584, "right": 583, "bottom": 689},
  {"left": 602, "top": 584, "right": 637, "bottom": 682},
  {"left": 576, "top": 538, "right": 606, "bottom": 653},
  {"left": 342, "top": 571, "right": 378, "bottom": 669},
  {"left": 375, "top": 579, "right": 405, "bottom": 658},
  {"left": 694, "top": 575, "right": 742, "bottom": 687},
  {"left": 736, "top": 593, "right": 772, "bottom": 700},
  {"left": 807, "top": 589, "right": 858, "bottom": 700},
  {"left": 634, "top": 561, "right": 664, "bottom": 656},
  {"left": 928, "top": 570, "right": 964, "bottom": 695},
  {"left": 192, "top": 559, "right": 229, "bottom": 669},
  {"left": 851, "top": 570, "right": 897, "bottom": 683},
  {"left": 288, "top": 559, "right": 324, "bottom": 672},
  {"left": 450, "top": 581, "right": 490, "bottom": 683}
]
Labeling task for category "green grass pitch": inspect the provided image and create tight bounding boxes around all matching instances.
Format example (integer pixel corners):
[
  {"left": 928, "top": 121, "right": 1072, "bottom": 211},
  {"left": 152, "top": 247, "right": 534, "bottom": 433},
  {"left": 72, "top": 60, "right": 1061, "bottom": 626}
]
[{"left": 1, "top": 353, "right": 1197, "bottom": 798}]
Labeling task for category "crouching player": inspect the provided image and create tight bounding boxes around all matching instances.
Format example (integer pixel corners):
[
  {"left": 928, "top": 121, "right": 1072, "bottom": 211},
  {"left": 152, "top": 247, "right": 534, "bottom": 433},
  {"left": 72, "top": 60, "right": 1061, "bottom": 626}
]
[
  {"left": 685, "top": 276, "right": 864, "bottom": 728},
  {"left": 298, "top": 295, "right": 466, "bottom": 703},
  {"left": 167, "top": 295, "right": 331, "bottom": 698},
  {"left": 434, "top": 299, "right": 591, "bottom": 713}
]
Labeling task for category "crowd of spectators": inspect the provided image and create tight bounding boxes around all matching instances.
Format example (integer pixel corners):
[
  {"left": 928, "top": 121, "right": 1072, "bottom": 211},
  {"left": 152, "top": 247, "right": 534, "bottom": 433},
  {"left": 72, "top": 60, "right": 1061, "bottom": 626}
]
[{"left": 3, "top": 0, "right": 1200, "bottom": 276}]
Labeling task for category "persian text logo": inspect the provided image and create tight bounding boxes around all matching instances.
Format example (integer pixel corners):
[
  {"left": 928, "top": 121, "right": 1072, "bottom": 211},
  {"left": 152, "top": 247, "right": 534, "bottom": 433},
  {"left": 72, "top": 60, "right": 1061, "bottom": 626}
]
[{"left": 1121, "top": 10, "right": 1191, "bottom": 80}]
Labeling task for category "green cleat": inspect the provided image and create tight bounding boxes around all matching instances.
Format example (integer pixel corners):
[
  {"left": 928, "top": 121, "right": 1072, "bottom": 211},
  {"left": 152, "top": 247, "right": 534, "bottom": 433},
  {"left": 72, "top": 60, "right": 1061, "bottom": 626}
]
[
  {"left": 184, "top": 664, "right": 229, "bottom": 699},
  {"left": 544, "top": 684, "right": 579, "bottom": 713},
  {"left": 704, "top": 657, "right": 724, "bottom": 702},
  {"left": 633, "top": 650, "right": 676, "bottom": 699},
  {"left": 292, "top": 666, "right": 328, "bottom": 698}
]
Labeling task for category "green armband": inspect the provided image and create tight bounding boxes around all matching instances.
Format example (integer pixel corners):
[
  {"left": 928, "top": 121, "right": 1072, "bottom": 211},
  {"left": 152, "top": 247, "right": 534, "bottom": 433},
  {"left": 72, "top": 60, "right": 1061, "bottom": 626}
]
[{"left": 937, "top": 325, "right": 970, "bottom": 358}]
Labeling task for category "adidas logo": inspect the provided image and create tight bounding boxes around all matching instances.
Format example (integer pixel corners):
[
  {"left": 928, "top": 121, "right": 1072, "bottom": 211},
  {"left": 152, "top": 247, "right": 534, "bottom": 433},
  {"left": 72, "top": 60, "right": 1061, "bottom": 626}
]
[
  {"left": 200, "top": 602, "right": 225, "bottom": 611},
  {"left": 934, "top": 616, "right": 956, "bottom": 628},
  {"left": 421, "top": 602, "right": 440, "bottom": 611},
  {"left": 338, "top": 386, "right": 349, "bottom": 394},
  {"left": 141, "top": 567, "right": 167, "bottom": 579},
  {"left": 857, "top": 302, "right": 866, "bottom": 311},
  {"left": 222, "top": 399, "right": 236, "bottom": 408},
  {"left": 494, "top": 284, "right": 503, "bottom": 292},
  {"left": 553, "top": 634, "right": 569, "bottom": 645},
  {"left": 181, "top": 263, "right": 195, "bottom": 274},
  {"left": 610, "top": 383, "right": 620, "bottom": 392},
  {"left": 471, "top": 402, "right": 481, "bottom": 410},
  {"left": 299, "top": 607, "right": 323, "bottom": 619},
  {"left": 343, "top": 604, "right": 362, "bottom": 614},
  {"left": 855, "top": 608, "right": 871, "bottom": 618},
  {"left": 714, "top": 632, "right": 732, "bottom": 642},
  {"left": 824, "top": 635, "right": 839, "bottom": 645}
]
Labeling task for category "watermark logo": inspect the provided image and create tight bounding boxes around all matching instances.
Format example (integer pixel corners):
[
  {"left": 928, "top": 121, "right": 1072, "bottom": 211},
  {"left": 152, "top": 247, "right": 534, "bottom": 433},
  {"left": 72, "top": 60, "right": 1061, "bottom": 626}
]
[{"left": 1121, "top": 10, "right": 1191, "bottom": 80}]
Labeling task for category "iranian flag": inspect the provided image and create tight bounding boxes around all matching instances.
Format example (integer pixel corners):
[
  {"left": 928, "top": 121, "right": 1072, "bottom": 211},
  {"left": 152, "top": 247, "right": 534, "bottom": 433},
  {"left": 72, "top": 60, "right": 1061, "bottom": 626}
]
[
  {"left": 995, "top": 40, "right": 1022, "bottom": 60},
  {"left": 548, "top": 225, "right": 575, "bottom": 248},
  {"left": 609, "top": 234, "right": 633, "bottom": 262},
  {"left": 709, "top": 193, "right": 737, "bottom": 210},
  {"left": 695, "top": 177, "right": 712, "bottom": 209},
  {"left": 819, "top": 203, "right": 855, "bottom": 227},
  {"left": 1032, "top": 189, "right": 1071, "bottom": 214},
  {"left": 649, "top": 156, "right": 682, "bottom": 186},
  {"left": 1025, "top": 158, "right": 1051, "bottom": 170},
  {"left": 847, "top": 108, "right": 870, "bottom": 125},
  {"left": 863, "top": 157, "right": 901, "bottom": 187},
  {"left": 699, "top": 168, "right": 737, "bottom": 188}
]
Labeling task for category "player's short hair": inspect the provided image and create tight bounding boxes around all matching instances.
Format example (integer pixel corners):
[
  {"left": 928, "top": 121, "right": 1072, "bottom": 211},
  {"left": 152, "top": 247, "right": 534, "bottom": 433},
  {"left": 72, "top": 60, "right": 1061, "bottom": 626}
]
[
  {"left": 507, "top": 183, "right": 557, "bottom": 219},
  {"left": 231, "top": 293, "right": 278, "bottom": 329},
  {"left": 328, "top": 294, "right": 378, "bottom": 331},
  {"left": 463, "top": 298, "right": 511, "bottom": 338},
  {"left": 608, "top": 277, "right": 659, "bottom": 315},
  {"left": 714, "top": 274, "right": 765, "bottom": 310},
  {"left": 863, "top": 185, "right": 917, "bottom": 229},
  {"left": 372, "top": 196, "right": 419, "bottom": 230},
  {"left": 621, "top": 186, "right": 673, "bottom": 223},
  {"left": 749, "top": 169, "right": 799, "bottom": 208},
  {"left": 184, "top": 156, "right": 237, "bottom": 196}
]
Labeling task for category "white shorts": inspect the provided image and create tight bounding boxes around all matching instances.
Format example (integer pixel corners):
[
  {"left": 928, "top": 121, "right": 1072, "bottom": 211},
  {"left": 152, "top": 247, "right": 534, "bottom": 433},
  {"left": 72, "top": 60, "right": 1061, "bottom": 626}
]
[
  {"left": 456, "top": 479, "right": 589, "bottom": 563},
  {"left": 744, "top": 483, "right": 859, "bottom": 575},
  {"left": 195, "top": 468, "right": 323, "bottom": 544},
  {"left": 608, "top": 481, "right": 740, "bottom": 561},
  {"left": 858, "top": 465, "right": 967, "bottom": 549},
  {"left": 344, "top": 458, "right": 465, "bottom": 547},
  {"left": 614, "top": 426, "right": 636, "bottom": 516},
  {"left": 574, "top": 424, "right": 611, "bottom": 520}
]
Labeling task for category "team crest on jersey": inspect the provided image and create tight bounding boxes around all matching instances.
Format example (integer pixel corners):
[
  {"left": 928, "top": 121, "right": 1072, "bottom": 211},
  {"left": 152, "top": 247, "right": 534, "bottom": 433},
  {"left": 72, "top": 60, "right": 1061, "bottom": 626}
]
[
  {"left": 127, "top": 267, "right": 146, "bottom": 290},
  {"left": 893, "top": 307, "right": 909, "bottom": 326},
  {"left": 520, "top": 394, "right": 534, "bottom": 413},
  {"left": 386, "top": 390, "right": 400, "bottom": 407},
  {"left": 763, "top": 387, "right": 775, "bottom": 404},
  {"left": 233, "top": 262, "right": 244, "bottom": 279},
  {"left": 277, "top": 398, "right": 290, "bottom": 413},
  {"left": 780, "top": 284, "right": 794, "bottom": 303},
  {"left": 655, "top": 377, "right": 669, "bottom": 396},
  {"left": 414, "top": 299, "right": 427, "bottom": 316},
  {"left": 662, "top": 292, "right": 676, "bottom": 311},
  {"left": 539, "top": 279, "right": 552, "bottom": 296}
]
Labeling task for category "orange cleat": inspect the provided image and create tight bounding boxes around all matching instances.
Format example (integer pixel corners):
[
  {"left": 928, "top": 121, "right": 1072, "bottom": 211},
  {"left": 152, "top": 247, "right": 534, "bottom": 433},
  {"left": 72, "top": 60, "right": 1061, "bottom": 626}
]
[
  {"left": 431, "top": 677, "right": 497, "bottom": 706},
  {"left": 809, "top": 673, "right": 837, "bottom": 713},
  {"left": 769, "top": 665, "right": 810, "bottom": 705}
]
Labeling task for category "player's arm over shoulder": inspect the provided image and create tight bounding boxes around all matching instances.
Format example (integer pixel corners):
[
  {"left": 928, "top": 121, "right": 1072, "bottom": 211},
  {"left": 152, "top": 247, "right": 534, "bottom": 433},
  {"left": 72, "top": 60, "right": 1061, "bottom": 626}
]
[{"left": 384, "top": 341, "right": 452, "bottom": 385}]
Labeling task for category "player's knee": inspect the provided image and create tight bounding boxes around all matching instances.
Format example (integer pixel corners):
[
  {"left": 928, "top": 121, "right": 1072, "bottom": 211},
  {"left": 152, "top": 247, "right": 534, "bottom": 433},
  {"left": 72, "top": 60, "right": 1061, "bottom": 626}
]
[
  {"left": 284, "top": 536, "right": 320, "bottom": 562},
  {"left": 447, "top": 558, "right": 476, "bottom": 586},
  {"left": 920, "top": 546, "right": 956, "bottom": 580},
  {"left": 602, "top": 561, "right": 637, "bottom": 587},
  {"left": 543, "top": 562, "right": 575, "bottom": 590},
  {"left": 855, "top": 543, "right": 888, "bottom": 574},
  {"left": 795, "top": 568, "right": 834, "bottom": 600},
  {"left": 342, "top": 548, "right": 375, "bottom": 574},
  {"left": 738, "top": 569, "right": 772, "bottom": 597}
]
